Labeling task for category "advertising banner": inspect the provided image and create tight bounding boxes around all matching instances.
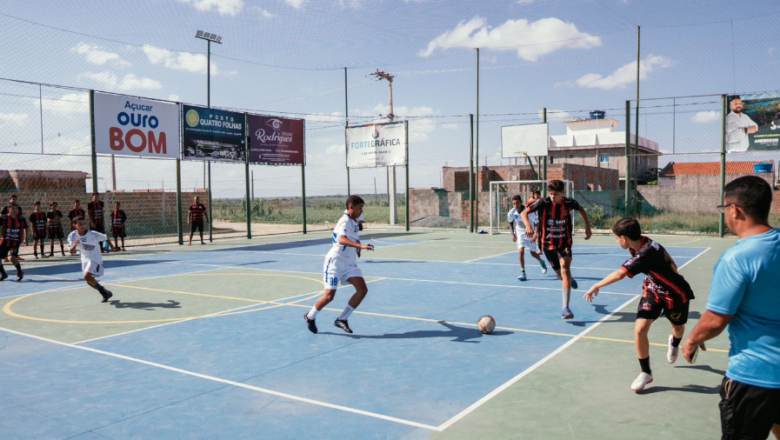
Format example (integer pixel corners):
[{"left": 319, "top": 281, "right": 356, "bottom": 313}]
[
  {"left": 727, "top": 93, "right": 780, "bottom": 152},
  {"left": 247, "top": 115, "right": 305, "bottom": 165},
  {"left": 182, "top": 105, "right": 246, "bottom": 162},
  {"left": 93, "top": 92, "right": 180, "bottom": 159},
  {"left": 501, "top": 123, "right": 549, "bottom": 158},
  {"left": 346, "top": 121, "right": 407, "bottom": 169}
]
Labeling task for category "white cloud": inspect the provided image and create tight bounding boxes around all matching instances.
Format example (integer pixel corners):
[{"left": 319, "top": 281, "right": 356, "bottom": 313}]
[
  {"left": 572, "top": 54, "right": 675, "bottom": 90},
  {"left": 441, "top": 123, "right": 459, "bottom": 129},
  {"left": 284, "top": 0, "right": 307, "bottom": 9},
  {"left": 34, "top": 93, "right": 90, "bottom": 115},
  {"left": 168, "top": 94, "right": 182, "bottom": 102},
  {"left": 142, "top": 45, "right": 218, "bottom": 75},
  {"left": 325, "top": 144, "right": 345, "bottom": 156},
  {"left": 517, "top": 0, "right": 541, "bottom": 4},
  {"left": 78, "top": 72, "right": 162, "bottom": 91},
  {"left": 253, "top": 6, "right": 274, "bottom": 18},
  {"left": 0, "top": 113, "right": 28, "bottom": 127},
  {"left": 70, "top": 43, "right": 130, "bottom": 67},
  {"left": 691, "top": 111, "right": 720, "bottom": 124},
  {"left": 176, "top": 0, "right": 243, "bottom": 16},
  {"left": 542, "top": 109, "right": 574, "bottom": 122},
  {"left": 419, "top": 16, "right": 601, "bottom": 62}
]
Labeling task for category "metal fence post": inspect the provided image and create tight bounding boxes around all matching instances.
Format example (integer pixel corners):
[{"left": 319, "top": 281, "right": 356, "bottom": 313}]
[
  {"left": 208, "top": 162, "right": 213, "bottom": 242},
  {"left": 245, "top": 135, "right": 252, "bottom": 240},
  {"left": 469, "top": 113, "right": 474, "bottom": 233},
  {"left": 176, "top": 158, "right": 183, "bottom": 245},
  {"left": 719, "top": 94, "right": 727, "bottom": 237},
  {"left": 405, "top": 120, "right": 410, "bottom": 232},
  {"left": 542, "top": 107, "right": 548, "bottom": 197},
  {"left": 625, "top": 100, "right": 631, "bottom": 217},
  {"left": 89, "top": 90, "right": 98, "bottom": 193}
]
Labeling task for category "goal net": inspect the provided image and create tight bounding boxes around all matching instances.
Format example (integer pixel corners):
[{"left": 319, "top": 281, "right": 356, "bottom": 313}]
[{"left": 489, "top": 180, "right": 573, "bottom": 235}]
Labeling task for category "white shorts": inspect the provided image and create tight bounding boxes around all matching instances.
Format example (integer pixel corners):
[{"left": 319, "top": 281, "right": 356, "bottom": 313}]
[
  {"left": 323, "top": 258, "right": 363, "bottom": 291},
  {"left": 82, "top": 260, "right": 104, "bottom": 277},
  {"left": 516, "top": 233, "right": 539, "bottom": 253}
]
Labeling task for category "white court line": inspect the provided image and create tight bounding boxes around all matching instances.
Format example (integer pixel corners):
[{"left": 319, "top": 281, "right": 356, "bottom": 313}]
[
  {"left": 0, "top": 327, "right": 439, "bottom": 431},
  {"left": 435, "top": 246, "right": 712, "bottom": 432},
  {"left": 463, "top": 251, "right": 517, "bottom": 264},
  {"left": 172, "top": 262, "right": 638, "bottom": 297}
]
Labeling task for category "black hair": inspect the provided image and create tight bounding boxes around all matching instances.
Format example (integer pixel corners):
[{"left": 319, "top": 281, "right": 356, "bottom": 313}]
[
  {"left": 75, "top": 216, "right": 86, "bottom": 222},
  {"left": 511, "top": 195, "right": 522, "bottom": 203},
  {"left": 74, "top": 199, "right": 80, "bottom": 203},
  {"left": 10, "top": 194, "right": 17, "bottom": 199},
  {"left": 547, "top": 180, "right": 565, "bottom": 192},
  {"left": 724, "top": 176, "right": 772, "bottom": 221},
  {"left": 114, "top": 201, "right": 121, "bottom": 206},
  {"left": 346, "top": 195, "right": 365, "bottom": 208},
  {"left": 33, "top": 201, "right": 41, "bottom": 206},
  {"left": 612, "top": 218, "right": 642, "bottom": 241}
]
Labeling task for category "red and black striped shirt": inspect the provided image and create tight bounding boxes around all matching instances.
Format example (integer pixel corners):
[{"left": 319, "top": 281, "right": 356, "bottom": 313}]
[
  {"left": 527, "top": 197, "right": 581, "bottom": 250},
  {"left": 621, "top": 236, "right": 695, "bottom": 306},
  {"left": 87, "top": 201, "right": 105, "bottom": 226},
  {"left": 29, "top": 212, "right": 47, "bottom": 232},
  {"left": 189, "top": 203, "right": 207, "bottom": 222},
  {"left": 47, "top": 210, "right": 63, "bottom": 227},
  {"left": 1, "top": 216, "right": 27, "bottom": 248},
  {"left": 69, "top": 208, "right": 86, "bottom": 230},
  {"left": 111, "top": 209, "right": 127, "bottom": 227}
]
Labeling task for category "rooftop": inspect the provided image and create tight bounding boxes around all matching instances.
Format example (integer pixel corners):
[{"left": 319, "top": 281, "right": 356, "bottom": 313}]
[{"left": 660, "top": 161, "right": 771, "bottom": 177}]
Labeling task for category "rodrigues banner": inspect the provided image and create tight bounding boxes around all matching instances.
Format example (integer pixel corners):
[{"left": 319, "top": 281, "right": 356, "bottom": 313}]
[
  {"left": 182, "top": 105, "right": 246, "bottom": 162},
  {"left": 726, "top": 93, "right": 780, "bottom": 152},
  {"left": 93, "top": 92, "right": 180, "bottom": 159},
  {"left": 346, "top": 121, "right": 407, "bottom": 169},
  {"left": 246, "top": 115, "right": 305, "bottom": 165}
]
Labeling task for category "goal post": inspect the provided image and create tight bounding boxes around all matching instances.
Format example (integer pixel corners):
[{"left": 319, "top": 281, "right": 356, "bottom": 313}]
[{"left": 489, "top": 179, "right": 573, "bottom": 235}]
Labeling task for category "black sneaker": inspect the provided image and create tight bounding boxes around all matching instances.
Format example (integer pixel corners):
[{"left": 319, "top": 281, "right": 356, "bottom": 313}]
[
  {"left": 334, "top": 319, "right": 353, "bottom": 334},
  {"left": 0, "top": 273, "right": 7, "bottom": 282},
  {"left": 16, "top": 270, "right": 23, "bottom": 282},
  {"left": 304, "top": 313, "right": 318, "bottom": 334},
  {"left": 101, "top": 290, "right": 113, "bottom": 303},
  {"left": 571, "top": 278, "right": 579, "bottom": 290}
]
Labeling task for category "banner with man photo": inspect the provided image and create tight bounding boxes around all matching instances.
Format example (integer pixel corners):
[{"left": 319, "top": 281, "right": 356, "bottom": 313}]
[
  {"left": 726, "top": 93, "right": 780, "bottom": 152},
  {"left": 345, "top": 121, "right": 407, "bottom": 169},
  {"left": 182, "top": 105, "right": 246, "bottom": 162},
  {"left": 246, "top": 114, "right": 305, "bottom": 165}
]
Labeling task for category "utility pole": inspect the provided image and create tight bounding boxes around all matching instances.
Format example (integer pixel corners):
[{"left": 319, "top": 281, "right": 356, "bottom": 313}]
[
  {"left": 251, "top": 170, "right": 255, "bottom": 202},
  {"left": 111, "top": 154, "right": 117, "bottom": 191},
  {"left": 372, "top": 69, "right": 397, "bottom": 225}
]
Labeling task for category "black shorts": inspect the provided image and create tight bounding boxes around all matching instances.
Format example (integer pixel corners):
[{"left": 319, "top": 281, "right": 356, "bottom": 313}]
[
  {"left": 542, "top": 246, "right": 573, "bottom": 271},
  {"left": 32, "top": 229, "right": 47, "bottom": 239},
  {"left": 636, "top": 293, "right": 690, "bottom": 326},
  {"left": 719, "top": 377, "right": 780, "bottom": 440},
  {"left": 48, "top": 225, "right": 63, "bottom": 239},
  {"left": 112, "top": 226, "right": 126, "bottom": 238},
  {"left": 91, "top": 223, "right": 105, "bottom": 234},
  {"left": 0, "top": 245, "right": 20, "bottom": 259},
  {"left": 191, "top": 221, "right": 204, "bottom": 233}
]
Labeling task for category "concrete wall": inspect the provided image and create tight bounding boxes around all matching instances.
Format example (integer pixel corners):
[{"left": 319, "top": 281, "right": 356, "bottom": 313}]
[{"left": 548, "top": 146, "right": 658, "bottom": 180}]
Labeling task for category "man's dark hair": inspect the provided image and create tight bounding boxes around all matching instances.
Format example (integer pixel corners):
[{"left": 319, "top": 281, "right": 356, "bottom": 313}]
[
  {"left": 92, "top": 193, "right": 99, "bottom": 197},
  {"left": 532, "top": 189, "right": 541, "bottom": 196},
  {"left": 33, "top": 201, "right": 41, "bottom": 206},
  {"left": 547, "top": 180, "right": 565, "bottom": 192},
  {"left": 114, "top": 201, "right": 121, "bottom": 206},
  {"left": 74, "top": 199, "right": 80, "bottom": 203},
  {"left": 10, "top": 195, "right": 17, "bottom": 200},
  {"left": 346, "top": 195, "right": 365, "bottom": 208},
  {"left": 724, "top": 176, "right": 772, "bottom": 221},
  {"left": 511, "top": 195, "right": 522, "bottom": 203},
  {"left": 612, "top": 218, "right": 642, "bottom": 241},
  {"left": 75, "top": 216, "right": 86, "bottom": 222}
]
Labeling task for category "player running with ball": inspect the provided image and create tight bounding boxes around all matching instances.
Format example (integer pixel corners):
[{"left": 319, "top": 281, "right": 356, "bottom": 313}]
[
  {"left": 68, "top": 216, "right": 114, "bottom": 302},
  {"left": 304, "top": 195, "right": 374, "bottom": 334}
]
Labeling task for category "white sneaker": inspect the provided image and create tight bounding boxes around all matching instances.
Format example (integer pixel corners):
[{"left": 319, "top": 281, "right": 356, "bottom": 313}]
[
  {"left": 631, "top": 372, "right": 653, "bottom": 392},
  {"left": 667, "top": 335, "right": 679, "bottom": 364}
]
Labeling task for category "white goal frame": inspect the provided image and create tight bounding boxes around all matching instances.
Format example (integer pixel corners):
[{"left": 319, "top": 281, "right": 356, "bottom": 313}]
[{"left": 489, "top": 179, "right": 573, "bottom": 235}]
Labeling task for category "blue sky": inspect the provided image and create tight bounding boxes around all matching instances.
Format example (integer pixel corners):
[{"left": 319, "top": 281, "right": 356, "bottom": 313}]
[{"left": 1, "top": 0, "right": 780, "bottom": 197}]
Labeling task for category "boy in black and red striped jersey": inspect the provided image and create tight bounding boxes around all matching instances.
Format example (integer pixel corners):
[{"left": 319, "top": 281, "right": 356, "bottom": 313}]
[
  {"left": 68, "top": 199, "right": 86, "bottom": 232},
  {"left": 0, "top": 205, "right": 27, "bottom": 281},
  {"left": 110, "top": 201, "right": 128, "bottom": 251},
  {"left": 522, "top": 179, "right": 592, "bottom": 320},
  {"left": 87, "top": 193, "right": 107, "bottom": 253},
  {"left": 585, "top": 218, "right": 695, "bottom": 392},
  {"left": 29, "top": 201, "right": 48, "bottom": 259},
  {"left": 47, "top": 201, "right": 66, "bottom": 257},
  {"left": 188, "top": 196, "right": 208, "bottom": 246}
]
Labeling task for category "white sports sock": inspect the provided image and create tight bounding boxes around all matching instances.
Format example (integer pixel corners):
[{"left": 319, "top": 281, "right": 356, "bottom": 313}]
[
  {"left": 338, "top": 305, "right": 355, "bottom": 321},
  {"left": 307, "top": 306, "right": 320, "bottom": 320},
  {"left": 562, "top": 287, "right": 571, "bottom": 308}
]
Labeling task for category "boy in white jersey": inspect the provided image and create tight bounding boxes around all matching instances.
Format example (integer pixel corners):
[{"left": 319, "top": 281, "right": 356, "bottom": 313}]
[
  {"left": 305, "top": 196, "right": 374, "bottom": 334},
  {"left": 68, "top": 216, "right": 113, "bottom": 302},
  {"left": 507, "top": 195, "right": 547, "bottom": 281}
]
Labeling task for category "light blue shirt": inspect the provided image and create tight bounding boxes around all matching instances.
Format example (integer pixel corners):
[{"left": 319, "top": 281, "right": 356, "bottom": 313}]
[{"left": 707, "top": 228, "right": 780, "bottom": 388}]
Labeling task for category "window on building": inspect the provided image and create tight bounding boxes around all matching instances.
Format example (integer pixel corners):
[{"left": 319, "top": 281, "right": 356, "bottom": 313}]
[
  {"left": 600, "top": 154, "right": 610, "bottom": 164},
  {"left": 549, "top": 156, "right": 554, "bottom": 164}
]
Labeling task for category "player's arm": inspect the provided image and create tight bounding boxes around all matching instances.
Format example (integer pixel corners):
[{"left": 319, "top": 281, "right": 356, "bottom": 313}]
[
  {"left": 337, "top": 235, "right": 373, "bottom": 250},
  {"left": 203, "top": 208, "right": 209, "bottom": 224},
  {"left": 520, "top": 210, "right": 534, "bottom": 237},
  {"left": 576, "top": 205, "right": 593, "bottom": 239},
  {"left": 681, "top": 310, "right": 728, "bottom": 362},
  {"left": 187, "top": 208, "right": 192, "bottom": 224},
  {"left": 584, "top": 269, "right": 628, "bottom": 302},
  {"left": 68, "top": 237, "right": 79, "bottom": 255}
]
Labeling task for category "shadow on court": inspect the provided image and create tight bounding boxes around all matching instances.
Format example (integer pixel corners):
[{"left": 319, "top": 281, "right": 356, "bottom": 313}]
[
  {"left": 676, "top": 365, "right": 726, "bottom": 376},
  {"left": 637, "top": 384, "right": 720, "bottom": 395},
  {"left": 566, "top": 306, "right": 702, "bottom": 327},
  {"left": 14, "top": 259, "right": 180, "bottom": 278},
  {"left": 109, "top": 299, "right": 182, "bottom": 311},
  {"left": 363, "top": 260, "right": 424, "bottom": 264},
  {"left": 320, "top": 321, "right": 512, "bottom": 343}
]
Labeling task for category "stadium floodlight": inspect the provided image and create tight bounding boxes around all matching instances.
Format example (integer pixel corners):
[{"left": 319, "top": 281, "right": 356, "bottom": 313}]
[{"left": 195, "top": 30, "right": 222, "bottom": 44}]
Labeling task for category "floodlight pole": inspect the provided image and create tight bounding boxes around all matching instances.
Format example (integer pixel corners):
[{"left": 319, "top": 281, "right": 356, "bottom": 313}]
[
  {"left": 196, "top": 31, "right": 222, "bottom": 243},
  {"left": 373, "top": 69, "right": 397, "bottom": 225},
  {"left": 633, "top": 25, "right": 641, "bottom": 217}
]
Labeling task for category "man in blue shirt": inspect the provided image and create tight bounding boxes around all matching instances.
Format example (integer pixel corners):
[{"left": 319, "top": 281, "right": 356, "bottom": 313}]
[{"left": 683, "top": 176, "right": 780, "bottom": 440}]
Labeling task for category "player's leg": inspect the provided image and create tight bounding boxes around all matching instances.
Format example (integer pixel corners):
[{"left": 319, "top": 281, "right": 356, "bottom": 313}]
[
  {"left": 334, "top": 275, "right": 368, "bottom": 334},
  {"left": 199, "top": 224, "right": 205, "bottom": 244},
  {"left": 525, "top": 237, "right": 547, "bottom": 274},
  {"left": 665, "top": 301, "right": 689, "bottom": 364},
  {"left": 188, "top": 229, "right": 193, "bottom": 245},
  {"left": 10, "top": 250, "right": 23, "bottom": 281},
  {"left": 58, "top": 237, "right": 65, "bottom": 256},
  {"left": 632, "top": 317, "right": 654, "bottom": 391},
  {"left": 0, "top": 246, "right": 8, "bottom": 281},
  {"left": 304, "top": 288, "right": 336, "bottom": 334},
  {"left": 518, "top": 246, "right": 527, "bottom": 281},
  {"left": 49, "top": 233, "right": 55, "bottom": 256},
  {"left": 560, "top": 256, "right": 575, "bottom": 318},
  {"left": 83, "top": 270, "right": 112, "bottom": 302},
  {"left": 772, "top": 422, "right": 780, "bottom": 440},
  {"left": 120, "top": 234, "right": 125, "bottom": 250},
  {"left": 39, "top": 235, "right": 45, "bottom": 258}
]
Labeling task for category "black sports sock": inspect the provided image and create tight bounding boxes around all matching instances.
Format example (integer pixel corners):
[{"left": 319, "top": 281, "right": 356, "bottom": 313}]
[
  {"left": 93, "top": 283, "right": 107, "bottom": 294},
  {"left": 671, "top": 336, "right": 682, "bottom": 348},
  {"left": 34, "top": 248, "right": 38, "bottom": 257},
  {"left": 0, "top": 265, "right": 6, "bottom": 276},
  {"left": 639, "top": 357, "right": 652, "bottom": 375}
]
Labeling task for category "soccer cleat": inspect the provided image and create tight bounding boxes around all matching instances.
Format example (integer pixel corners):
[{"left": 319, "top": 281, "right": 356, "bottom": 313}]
[
  {"left": 101, "top": 290, "right": 113, "bottom": 303},
  {"left": 0, "top": 273, "right": 7, "bottom": 282},
  {"left": 562, "top": 307, "right": 574, "bottom": 319},
  {"left": 631, "top": 372, "right": 653, "bottom": 392},
  {"left": 518, "top": 272, "right": 527, "bottom": 281},
  {"left": 667, "top": 335, "right": 679, "bottom": 364},
  {"left": 571, "top": 278, "right": 579, "bottom": 290},
  {"left": 304, "top": 313, "right": 318, "bottom": 334},
  {"left": 540, "top": 261, "right": 548, "bottom": 274},
  {"left": 334, "top": 319, "right": 353, "bottom": 334}
]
